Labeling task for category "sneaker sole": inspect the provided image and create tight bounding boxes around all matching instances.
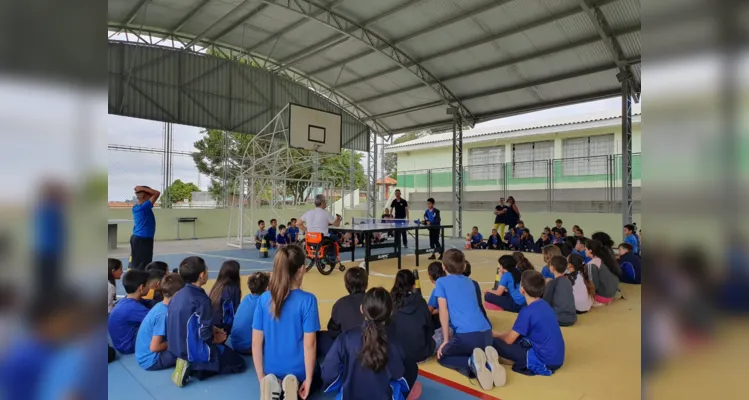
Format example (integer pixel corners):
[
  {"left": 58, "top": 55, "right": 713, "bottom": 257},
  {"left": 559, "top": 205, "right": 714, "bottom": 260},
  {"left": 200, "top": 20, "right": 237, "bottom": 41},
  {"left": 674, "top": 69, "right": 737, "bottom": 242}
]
[
  {"left": 260, "top": 375, "right": 281, "bottom": 400},
  {"left": 171, "top": 358, "right": 188, "bottom": 387},
  {"left": 282, "top": 375, "right": 299, "bottom": 400},
  {"left": 484, "top": 346, "right": 507, "bottom": 387},
  {"left": 471, "top": 348, "right": 494, "bottom": 391}
]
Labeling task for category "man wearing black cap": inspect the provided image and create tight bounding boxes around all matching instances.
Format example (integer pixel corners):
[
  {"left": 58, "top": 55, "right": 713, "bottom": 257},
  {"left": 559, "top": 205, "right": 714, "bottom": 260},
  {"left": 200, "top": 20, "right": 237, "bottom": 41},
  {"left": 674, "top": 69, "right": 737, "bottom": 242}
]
[{"left": 129, "top": 185, "right": 160, "bottom": 270}]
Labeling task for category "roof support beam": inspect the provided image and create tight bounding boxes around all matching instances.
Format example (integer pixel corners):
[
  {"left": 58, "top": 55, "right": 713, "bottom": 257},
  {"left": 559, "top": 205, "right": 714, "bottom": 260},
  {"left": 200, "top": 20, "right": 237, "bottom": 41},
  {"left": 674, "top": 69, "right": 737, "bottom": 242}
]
[
  {"left": 209, "top": 3, "right": 270, "bottom": 43},
  {"left": 185, "top": 0, "right": 256, "bottom": 49},
  {"left": 275, "top": 0, "right": 428, "bottom": 71},
  {"left": 336, "top": 0, "right": 623, "bottom": 91},
  {"left": 259, "top": 0, "right": 477, "bottom": 125},
  {"left": 244, "top": 0, "right": 346, "bottom": 54},
  {"left": 389, "top": 89, "right": 622, "bottom": 134},
  {"left": 365, "top": 58, "right": 639, "bottom": 122},
  {"left": 122, "top": 0, "right": 151, "bottom": 26},
  {"left": 577, "top": 0, "right": 641, "bottom": 100},
  {"left": 170, "top": 0, "right": 213, "bottom": 33},
  {"left": 353, "top": 24, "right": 639, "bottom": 105}
]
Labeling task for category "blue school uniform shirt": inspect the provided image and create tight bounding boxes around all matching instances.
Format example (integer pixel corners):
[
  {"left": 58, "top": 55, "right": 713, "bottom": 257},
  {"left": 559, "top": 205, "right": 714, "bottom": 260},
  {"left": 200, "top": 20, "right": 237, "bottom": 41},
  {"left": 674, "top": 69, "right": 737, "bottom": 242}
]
[
  {"left": 0, "top": 335, "right": 54, "bottom": 400},
  {"left": 499, "top": 271, "right": 527, "bottom": 306},
  {"left": 166, "top": 284, "right": 219, "bottom": 372},
  {"left": 321, "top": 326, "right": 408, "bottom": 400},
  {"left": 512, "top": 300, "right": 565, "bottom": 368},
  {"left": 487, "top": 235, "right": 500, "bottom": 246},
  {"left": 625, "top": 234, "right": 639, "bottom": 254},
  {"left": 253, "top": 289, "right": 320, "bottom": 382},
  {"left": 276, "top": 233, "right": 289, "bottom": 245},
  {"left": 541, "top": 266, "right": 555, "bottom": 280},
  {"left": 212, "top": 285, "right": 242, "bottom": 328},
  {"left": 229, "top": 293, "right": 262, "bottom": 351},
  {"left": 134, "top": 302, "right": 168, "bottom": 369},
  {"left": 471, "top": 233, "right": 483, "bottom": 244},
  {"left": 433, "top": 275, "right": 491, "bottom": 334},
  {"left": 108, "top": 297, "right": 150, "bottom": 354},
  {"left": 132, "top": 200, "right": 156, "bottom": 238},
  {"left": 267, "top": 226, "right": 277, "bottom": 241},
  {"left": 424, "top": 208, "right": 440, "bottom": 225},
  {"left": 287, "top": 226, "right": 299, "bottom": 242}
]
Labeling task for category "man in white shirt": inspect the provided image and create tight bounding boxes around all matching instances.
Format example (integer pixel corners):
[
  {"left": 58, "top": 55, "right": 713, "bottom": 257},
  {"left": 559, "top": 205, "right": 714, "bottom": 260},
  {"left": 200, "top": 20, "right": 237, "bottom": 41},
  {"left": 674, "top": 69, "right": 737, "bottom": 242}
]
[{"left": 300, "top": 194, "right": 342, "bottom": 240}]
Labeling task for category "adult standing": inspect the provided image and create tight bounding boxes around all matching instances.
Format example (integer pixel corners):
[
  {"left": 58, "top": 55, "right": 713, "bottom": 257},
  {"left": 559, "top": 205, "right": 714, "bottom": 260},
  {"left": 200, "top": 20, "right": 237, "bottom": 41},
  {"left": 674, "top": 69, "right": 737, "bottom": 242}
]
[
  {"left": 504, "top": 196, "right": 521, "bottom": 230},
  {"left": 129, "top": 186, "right": 160, "bottom": 270},
  {"left": 389, "top": 189, "right": 410, "bottom": 248},
  {"left": 493, "top": 197, "right": 508, "bottom": 238}
]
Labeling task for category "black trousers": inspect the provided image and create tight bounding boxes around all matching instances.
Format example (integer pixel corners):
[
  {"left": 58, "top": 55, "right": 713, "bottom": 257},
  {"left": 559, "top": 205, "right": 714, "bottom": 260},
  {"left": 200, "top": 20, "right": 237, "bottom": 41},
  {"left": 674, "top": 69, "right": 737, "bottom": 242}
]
[
  {"left": 428, "top": 228, "right": 441, "bottom": 253},
  {"left": 129, "top": 235, "right": 154, "bottom": 270},
  {"left": 398, "top": 229, "right": 408, "bottom": 246}
]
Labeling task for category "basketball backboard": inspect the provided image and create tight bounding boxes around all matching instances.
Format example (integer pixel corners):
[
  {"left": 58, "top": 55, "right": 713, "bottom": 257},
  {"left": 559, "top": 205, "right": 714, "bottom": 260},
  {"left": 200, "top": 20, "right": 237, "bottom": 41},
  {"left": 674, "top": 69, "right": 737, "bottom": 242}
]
[{"left": 288, "top": 103, "right": 342, "bottom": 154}]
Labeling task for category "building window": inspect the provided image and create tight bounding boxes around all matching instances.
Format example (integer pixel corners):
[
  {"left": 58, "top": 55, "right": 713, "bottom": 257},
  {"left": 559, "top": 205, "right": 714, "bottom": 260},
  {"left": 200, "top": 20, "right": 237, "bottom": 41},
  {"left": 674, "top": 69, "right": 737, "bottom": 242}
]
[
  {"left": 512, "top": 141, "right": 553, "bottom": 178},
  {"left": 562, "top": 134, "right": 614, "bottom": 175},
  {"left": 468, "top": 146, "right": 505, "bottom": 181}
]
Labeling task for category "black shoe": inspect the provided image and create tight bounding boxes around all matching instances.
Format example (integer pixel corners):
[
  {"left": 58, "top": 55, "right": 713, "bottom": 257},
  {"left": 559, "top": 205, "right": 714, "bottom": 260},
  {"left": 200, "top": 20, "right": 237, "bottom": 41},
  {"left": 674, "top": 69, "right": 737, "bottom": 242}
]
[
  {"left": 428, "top": 254, "right": 436, "bottom": 260},
  {"left": 438, "top": 254, "right": 443, "bottom": 260}
]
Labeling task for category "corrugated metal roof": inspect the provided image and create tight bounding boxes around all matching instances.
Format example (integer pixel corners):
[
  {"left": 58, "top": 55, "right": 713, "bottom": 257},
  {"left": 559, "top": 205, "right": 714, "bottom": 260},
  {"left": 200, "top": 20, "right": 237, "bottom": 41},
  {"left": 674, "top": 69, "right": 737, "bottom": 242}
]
[
  {"left": 108, "top": 0, "right": 641, "bottom": 135},
  {"left": 386, "top": 108, "right": 642, "bottom": 151}
]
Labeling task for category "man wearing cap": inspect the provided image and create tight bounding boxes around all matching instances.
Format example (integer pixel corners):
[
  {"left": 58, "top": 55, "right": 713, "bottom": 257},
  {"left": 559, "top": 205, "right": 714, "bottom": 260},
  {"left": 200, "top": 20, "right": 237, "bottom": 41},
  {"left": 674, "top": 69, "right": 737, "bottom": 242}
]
[{"left": 130, "top": 185, "right": 160, "bottom": 270}]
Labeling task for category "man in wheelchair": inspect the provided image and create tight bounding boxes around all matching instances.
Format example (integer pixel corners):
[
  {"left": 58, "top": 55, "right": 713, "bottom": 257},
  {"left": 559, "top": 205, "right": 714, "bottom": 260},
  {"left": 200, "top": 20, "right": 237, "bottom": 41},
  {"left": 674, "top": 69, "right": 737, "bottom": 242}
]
[{"left": 299, "top": 194, "right": 344, "bottom": 274}]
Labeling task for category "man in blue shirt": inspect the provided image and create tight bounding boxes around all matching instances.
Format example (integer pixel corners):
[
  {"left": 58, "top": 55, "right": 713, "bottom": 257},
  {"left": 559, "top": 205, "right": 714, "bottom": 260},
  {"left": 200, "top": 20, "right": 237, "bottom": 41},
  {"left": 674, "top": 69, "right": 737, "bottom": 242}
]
[
  {"left": 108, "top": 269, "right": 151, "bottom": 354},
  {"left": 492, "top": 270, "right": 565, "bottom": 376},
  {"left": 623, "top": 224, "right": 639, "bottom": 255},
  {"left": 130, "top": 185, "right": 160, "bottom": 270},
  {"left": 135, "top": 273, "right": 185, "bottom": 370}
]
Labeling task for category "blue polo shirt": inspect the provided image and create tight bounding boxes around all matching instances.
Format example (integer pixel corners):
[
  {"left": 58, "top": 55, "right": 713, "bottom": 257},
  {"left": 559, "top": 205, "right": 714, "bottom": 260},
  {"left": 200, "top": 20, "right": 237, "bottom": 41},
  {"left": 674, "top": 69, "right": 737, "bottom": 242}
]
[
  {"left": 433, "top": 274, "right": 491, "bottom": 334},
  {"left": 512, "top": 300, "right": 565, "bottom": 367},
  {"left": 253, "top": 289, "right": 320, "bottom": 381},
  {"left": 625, "top": 234, "right": 639, "bottom": 254},
  {"left": 276, "top": 234, "right": 289, "bottom": 245},
  {"left": 287, "top": 226, "right": 299, "bottom": 242},
  {"left": 230, "top": 293, "right": 262, "bottom": 351},
  {"left": 134, "top": 302, "right": 168, "bottom": 369},
  {"left": 541, "top": 266, "right": 555, "bottom": 280},
  {"left": 132, "top": 201, "right": 156, "bottom": 238},
  {"left": 471, "top": 233, "right": 483, "bottom": 244},
  {"left": 108, "top": 298, "right": 150, "bottom": 354},
  {"left": 499, "top": 271, "right": 527, "bottom": 306}
]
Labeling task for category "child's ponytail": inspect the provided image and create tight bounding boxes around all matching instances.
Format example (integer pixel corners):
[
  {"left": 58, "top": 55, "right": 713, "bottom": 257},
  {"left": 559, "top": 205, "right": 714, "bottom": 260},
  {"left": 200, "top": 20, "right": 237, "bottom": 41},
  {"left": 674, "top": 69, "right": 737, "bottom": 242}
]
[
  {"left": 568, "top": 254, "right": 595, "bottom": 300},
  {"left": 359, "top": 287, "right": 392, "bottom": 372},
  {"left": 586, "top": 239, "right": 622, "bottom": 277},
  {"left": 268, "top": 246, "right": 306, "bottom": 319},
  {"left": 390, "top": 270, "right": 415, "bottom": 310}
]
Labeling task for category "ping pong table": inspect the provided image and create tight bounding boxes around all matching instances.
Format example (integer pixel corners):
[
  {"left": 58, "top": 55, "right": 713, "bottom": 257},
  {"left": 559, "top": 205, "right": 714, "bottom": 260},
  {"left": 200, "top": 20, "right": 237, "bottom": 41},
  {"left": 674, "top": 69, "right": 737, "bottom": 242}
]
[{"left": 329, "top": 218, "right": 452, "bottom": 274}]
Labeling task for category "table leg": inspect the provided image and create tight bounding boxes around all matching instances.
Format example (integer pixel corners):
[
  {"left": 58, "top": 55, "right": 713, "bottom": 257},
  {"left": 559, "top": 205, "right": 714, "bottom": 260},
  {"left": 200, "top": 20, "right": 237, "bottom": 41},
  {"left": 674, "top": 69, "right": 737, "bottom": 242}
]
[
  {"left": 395, "top": 229, "right": 402, "bottom": 270},
  {"left": 365, "top": 232, "right": 371, "bottom": 274},
  {"left": 441, "top": 227, "right": 445, "bottom": 255},
  {"left": 415, "top": 227, "right": 420, "bottom": 267},
  {"left": 351, "top": 233, "right": 356, "bottom": 262}
]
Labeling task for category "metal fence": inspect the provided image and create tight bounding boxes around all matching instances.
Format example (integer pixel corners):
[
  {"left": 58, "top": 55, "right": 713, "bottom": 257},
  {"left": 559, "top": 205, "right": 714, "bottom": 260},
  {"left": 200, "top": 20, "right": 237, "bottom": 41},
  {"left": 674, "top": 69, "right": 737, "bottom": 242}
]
[{"left": 397, "top": 154, "right": 642, "bottom": 213}]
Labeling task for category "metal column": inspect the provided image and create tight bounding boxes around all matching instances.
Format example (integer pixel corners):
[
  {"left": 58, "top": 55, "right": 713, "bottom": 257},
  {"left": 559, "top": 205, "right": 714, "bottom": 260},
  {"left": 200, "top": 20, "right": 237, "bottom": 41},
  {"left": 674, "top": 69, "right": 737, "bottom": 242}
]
[
  {"left": 367, "top": 129, "right": 378, "bottom": 219},
  {"left": 618, "top": 71, "right": 633, "bottom": 228},
  {"left": 349, "top": 148, "right": 355, "bottom": 209},
  {"left": 449, "top": 107, "right": 463, "bottom": 238}
]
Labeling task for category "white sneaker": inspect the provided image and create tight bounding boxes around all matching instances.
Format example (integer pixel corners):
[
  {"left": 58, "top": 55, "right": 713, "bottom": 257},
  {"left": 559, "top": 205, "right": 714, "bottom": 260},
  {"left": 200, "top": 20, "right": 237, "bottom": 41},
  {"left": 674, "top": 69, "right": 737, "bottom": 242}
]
[
  {"left": 282, "top": 374, "right": 299, "bottom": 400},
  {"left": 260, "top": 374, "right": 282, "bottom": 400},
  {"left": 468, "top": 348, "right": 494, "bottom": 391},
  {"left": 484, "top": 346, "right": 507, "bottom": 387}
]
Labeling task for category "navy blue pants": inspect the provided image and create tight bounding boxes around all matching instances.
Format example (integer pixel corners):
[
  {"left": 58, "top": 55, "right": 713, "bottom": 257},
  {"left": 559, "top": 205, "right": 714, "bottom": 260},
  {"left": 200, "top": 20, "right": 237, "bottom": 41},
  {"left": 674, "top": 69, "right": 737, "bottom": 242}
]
[
  {"left": 484, "top": 292, "right": 525, "bottom": 313},
  {"left": 146, "top": 349, "right": 177, "bottom": 371},
  {"left": 492, "top": 339, "right": 561, "bottom": 376},
  {"left": 316, "top": 330, "right": 337, "bottom": 358},
  {"left": 191, "top": 344, "right": 246, "bottom": 380},
  {"left": 438, "top": 330, "right": 493, "bottom": 377}
]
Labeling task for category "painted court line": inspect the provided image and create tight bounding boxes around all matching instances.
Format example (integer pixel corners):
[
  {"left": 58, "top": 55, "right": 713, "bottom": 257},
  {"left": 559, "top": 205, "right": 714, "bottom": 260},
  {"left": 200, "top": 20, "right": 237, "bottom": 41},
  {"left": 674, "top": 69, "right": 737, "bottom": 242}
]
[{"left": 418, "top": 369, "right": 503, "bottom": 400}]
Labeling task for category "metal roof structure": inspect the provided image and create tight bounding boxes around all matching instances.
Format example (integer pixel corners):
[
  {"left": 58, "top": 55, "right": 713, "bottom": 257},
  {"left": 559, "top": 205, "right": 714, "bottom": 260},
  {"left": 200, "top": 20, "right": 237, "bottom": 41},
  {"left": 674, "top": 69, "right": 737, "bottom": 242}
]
[{"left": 108, "top": 0, "right": 641, "bottom": 136}]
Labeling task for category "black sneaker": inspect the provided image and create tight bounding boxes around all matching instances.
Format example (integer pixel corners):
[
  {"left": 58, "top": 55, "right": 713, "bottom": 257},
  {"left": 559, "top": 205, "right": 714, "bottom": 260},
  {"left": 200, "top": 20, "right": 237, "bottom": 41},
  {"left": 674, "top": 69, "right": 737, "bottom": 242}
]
[
  {"left": 427, "top": 254, "right": 436, "bottom": 260},
  {"left": 438, "top": 254, "right": 443, "bottom": 260}
]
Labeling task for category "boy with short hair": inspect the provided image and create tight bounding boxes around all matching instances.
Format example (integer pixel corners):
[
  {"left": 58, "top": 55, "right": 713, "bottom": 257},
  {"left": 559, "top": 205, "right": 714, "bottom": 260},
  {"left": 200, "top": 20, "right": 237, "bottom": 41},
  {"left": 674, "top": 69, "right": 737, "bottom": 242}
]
[
  {"left": 469, "top": 226, "right": 485, "bottom": 249},
  {"left": 317, "top": 267, "right": 368, "bottom": 357},
  {"left": 424, "top": 198, "right": 443, "bottom": 260},
  {"left": 623, "top": 224, "right": 639, "bottom": 255},
  {"left": 135, "top": 273, "right": 186, "bottom": 370},
  {"left": 536, "top": 231, "right": 552, "bottom": 251},
  {"left": 287, "top": 218, "right": 299, "bottom": 243},
  {"left": 617, "top": 242, "right": 642, "bottom": 284},
  {"left": 267, "top": 219, "right": 278, "bottom": 247},
  {"left": 166, "top": 256, "right": 245, "bottom": 387},
  {"left": 486, "top": 229, "right": 502, "bottom": 250},
  {"left": 229, "top": 272, "right": 270, "bottom": 355},
  {"left": 554, "top": 219, "right": 567, "bottom": 237},
  {"left": 143, "top": 269, "right": 166, "bottom": 302},
  {"left": 108, "top": 269, "right": 151, "bottom": 354},
  {"left": 551, "top": 228, "right": 564, "bottom": 244},
  {"left": 492, "top": 270, "right": 565, "bottom": 376},
  {"left": 542, "top": 256, "right": 577, "bottom": 326},
  {"left": 574, "top": 237, "right": 592, "bottom": 264},
  {"left": 275, "top": 224, "right": 289, "bottom": 247},
  {"left": 255, "top": 220, "right": 268, "bottom": 250},
  {"left": 435, "top": 249, "right": 503, "bottom": 390}
]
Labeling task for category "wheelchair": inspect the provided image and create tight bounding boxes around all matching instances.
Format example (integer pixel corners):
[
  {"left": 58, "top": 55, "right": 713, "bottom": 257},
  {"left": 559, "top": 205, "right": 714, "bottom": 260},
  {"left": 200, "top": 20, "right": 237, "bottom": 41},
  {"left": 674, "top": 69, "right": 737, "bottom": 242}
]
[{"left": 302, "top": 232, "right": 345, "bottom": 275}]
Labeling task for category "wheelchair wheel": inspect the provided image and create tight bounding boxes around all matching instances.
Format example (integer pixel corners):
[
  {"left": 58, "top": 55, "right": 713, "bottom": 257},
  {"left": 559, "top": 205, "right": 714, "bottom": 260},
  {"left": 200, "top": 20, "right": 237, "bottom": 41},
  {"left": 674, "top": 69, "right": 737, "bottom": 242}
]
[
  {"left": 338, "top": 263, "right": 346, "bottom": 272},
  {"left": 317, "top": 259, "right": 335, "bottom": 276}
]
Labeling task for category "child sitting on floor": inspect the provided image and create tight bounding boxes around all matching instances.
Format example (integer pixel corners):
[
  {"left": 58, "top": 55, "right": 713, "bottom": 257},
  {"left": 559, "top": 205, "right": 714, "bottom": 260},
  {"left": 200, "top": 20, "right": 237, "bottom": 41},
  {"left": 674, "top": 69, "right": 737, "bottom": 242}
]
[
  {"left": 535, "top": 231, "right": 552, "bottom": 251},
  {"left": 617, "top": 242, "right": 642, "bottom": 284},
  {"left": 585, "top": 239, "right": 622, "bottom": 306},
  {"left": 229, "top": 272, "right": 270, "bottom": 355},
  {"left": 513, "top": 252, "right": 535, "bottom": 272},
  {"left": 322, "top": 287, "right": 422, "bottom": 400},
  {"left": 567, "top": 254, "right": 594, "bottom": 314},
  {"left": 573, "top": 237, "right": 592, "bottom": 264},
  {"left": 135, "top": 273, "right": 185, "bottom": 370},
  {"left": 551, "top": 228, "right": 564, "bottom": 244},
  {"left": 143, "top": 269, "right": 165, "bottom": 303},
  {"left": 145, "top": 261, "right": 169, "bottom": 273},
  {"left": 390, "top": 270, "right": 435, "bottom": 366},
  {"left": 540, "top": 245, "right": 563, "bottom": 281},
  {"left": 484, "top": 255, "right": 527, "bottom": 313},
  {"left": 463, "top": 261, "right": 490, "bottom": 324},
  {"left": 492, "top": 270, "right": 565, "bottom": 376},
  {"left": 318, "top": 267, "right": 368, "bottom": 357},
  {"left": 209, "top": 260, "right": 242, "bottom": 333},
  {"left": 554, "top": 219, "right": 567, "bottom": 237},
  {"left": 469, "top": 226, "right": 485, "bottom": 249},
  {"left": 542, "top": 256, "right": 577, "bottom": 326},
  {"left": 109, "top": 269, "right": 151, "bottom": 354},
  {"left": 486, "top": 229, "right": 503, "bottom": 250},
  {"left": 518, "top": 229, "right": 536, "bottom": 253},
  {"left": 166, "top": 256, "right": 245, "bottom": 387},
  {"left": 108, "top": 258, "right": 123, "bottom": 313},
  {"left": 255, "top": 220, "right": 268, "bottom": 250},
  {"left": 267, "top": 219, "right": 278, "bottom": 247},
  {"left": 287, "top": 218, "right": 300, "bottom": 243},
  {"left": 435, "top": 250, "right": 502, "bottom": 391},
  {"left": 507, "top": 228, "right": 521, "bottom": 250},
  {"left": 426, "top": 261, "right": 447, "bottom": 332},
  {"left": 276, "top": 225, "right": 289, "bottom": 247}
]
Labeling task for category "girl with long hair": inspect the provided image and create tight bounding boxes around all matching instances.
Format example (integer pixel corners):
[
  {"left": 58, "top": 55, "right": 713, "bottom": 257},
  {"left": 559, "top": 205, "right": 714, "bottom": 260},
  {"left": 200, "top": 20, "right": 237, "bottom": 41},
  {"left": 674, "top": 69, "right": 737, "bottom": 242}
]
[
  {"left": 108, "top": 258, "right": 123, "bottom": 313},
  {"left": 209, "top": 260, "right": 242, "bottom": 332},
  {"left": 253, "top": 246, "right": 321, "bottom": 400},
  {"left": 484, "top": 255, "right": 527, "bottom": 313},
  {"left": 585, "top": 239, "right": 621, "bottom": 306},
  {"left": 541, "top": 245, "right": 563, "bottom": 281},
  {"left": 322, "top": 287, "right": 422, "bottom": 400},
  {"left": 567, "top": 254, "right": 595, "bottom": 313},
  {"left": 512, "top": 252, "right": 535, "bottom": 272}
]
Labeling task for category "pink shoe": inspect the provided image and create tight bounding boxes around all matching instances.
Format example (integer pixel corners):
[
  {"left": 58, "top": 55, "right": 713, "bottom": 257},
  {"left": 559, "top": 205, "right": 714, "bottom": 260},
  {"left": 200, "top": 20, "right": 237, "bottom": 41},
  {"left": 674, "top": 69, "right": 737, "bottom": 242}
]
[
  {"left": 485, "top": 302, "right": 503, "bottom": 311},
  {"left": 406, "top": 381, "right": 423, "bottom": 400}
]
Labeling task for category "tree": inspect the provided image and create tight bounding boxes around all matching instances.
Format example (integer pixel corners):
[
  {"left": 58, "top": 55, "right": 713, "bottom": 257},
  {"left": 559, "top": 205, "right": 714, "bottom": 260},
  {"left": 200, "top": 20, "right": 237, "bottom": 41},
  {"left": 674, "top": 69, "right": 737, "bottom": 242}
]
[
  {"left": 163, "top": 179, "right": 200, "bottom": 206},
  {"left": 383, "top": 131, "right": 424, "bottom": 179}
]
